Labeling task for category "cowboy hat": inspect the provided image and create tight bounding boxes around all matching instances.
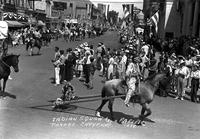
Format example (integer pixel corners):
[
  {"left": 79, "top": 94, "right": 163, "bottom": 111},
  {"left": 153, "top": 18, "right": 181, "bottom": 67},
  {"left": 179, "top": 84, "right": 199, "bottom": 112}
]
[
  {"left": 179, "top": 60, "right": 185, "bottom": 65},
  {"left": 83, "top": 42, "right": 89, "bottom": 46},
  {"left": 178, "top": 55, "right": 186, "bottom": 60}
]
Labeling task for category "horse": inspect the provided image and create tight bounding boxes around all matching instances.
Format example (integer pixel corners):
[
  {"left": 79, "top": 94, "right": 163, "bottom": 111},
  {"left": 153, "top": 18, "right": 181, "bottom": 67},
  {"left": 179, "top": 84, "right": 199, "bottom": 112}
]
[
  {"left": 0, "top": 54, "right": 20, "bottom": 95},
  {"left": 26, "top": 37, "right": 42, "bottom": 56},
  {"left": 95, "top": 73, "right": 166, "bottom": 125}
]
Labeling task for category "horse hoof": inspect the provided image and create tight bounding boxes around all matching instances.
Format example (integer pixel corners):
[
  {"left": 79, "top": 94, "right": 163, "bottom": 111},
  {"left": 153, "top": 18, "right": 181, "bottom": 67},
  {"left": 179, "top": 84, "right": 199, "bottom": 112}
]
[
  {"left": 95, "top": 111, "right": 101, "bottom": 117},
  {"left": 135, "top": 120, "right": 145, "bottom": 126},
  {"left": 137, "top": 121, "right": 145, "bottom": 126}
]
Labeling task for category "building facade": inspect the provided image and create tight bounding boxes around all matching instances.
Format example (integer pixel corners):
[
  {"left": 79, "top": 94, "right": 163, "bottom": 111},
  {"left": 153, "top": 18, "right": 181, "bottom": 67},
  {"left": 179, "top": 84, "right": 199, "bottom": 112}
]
[
  {"left": 143, "top": 0, "right": 200, "bottom": 38},
  {"left": 0, "top": 0, "right": 45, "bottom": 26}
]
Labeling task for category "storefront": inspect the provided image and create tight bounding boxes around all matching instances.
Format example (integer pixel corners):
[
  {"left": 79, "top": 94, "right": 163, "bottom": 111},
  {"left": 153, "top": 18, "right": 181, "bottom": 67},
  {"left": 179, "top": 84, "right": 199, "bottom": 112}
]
[{"left": 3, "top": 12, "right": 26, "bottom": 28}]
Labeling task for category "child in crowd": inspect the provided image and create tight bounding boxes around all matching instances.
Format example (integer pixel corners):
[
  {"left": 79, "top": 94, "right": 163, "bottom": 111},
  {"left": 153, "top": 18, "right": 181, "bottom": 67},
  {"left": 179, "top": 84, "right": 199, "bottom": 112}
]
[
  {"left": 88, "top": 56, "right": 96, "bottom": 89},
  {"left": 76, "top": 55, "right": 84, "bottom": 78},
  {"left": 61, "top": 82, "right": 75, "bottom": 101}
]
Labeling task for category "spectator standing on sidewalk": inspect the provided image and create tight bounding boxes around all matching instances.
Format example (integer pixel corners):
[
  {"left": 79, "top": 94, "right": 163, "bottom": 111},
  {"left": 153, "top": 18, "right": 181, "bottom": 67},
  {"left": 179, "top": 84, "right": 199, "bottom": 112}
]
[
  {"left": 88, "top": 56, "right": 96, "bottom": 89},
  {"left": 190, "top": 63, "right": 200, "bottom": 103}
]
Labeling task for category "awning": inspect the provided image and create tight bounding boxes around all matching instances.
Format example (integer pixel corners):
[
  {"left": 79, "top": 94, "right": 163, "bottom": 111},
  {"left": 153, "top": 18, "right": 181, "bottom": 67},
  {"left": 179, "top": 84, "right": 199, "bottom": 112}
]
[{"left": 5, "top": 20, "right": 24, "bottom": 27}]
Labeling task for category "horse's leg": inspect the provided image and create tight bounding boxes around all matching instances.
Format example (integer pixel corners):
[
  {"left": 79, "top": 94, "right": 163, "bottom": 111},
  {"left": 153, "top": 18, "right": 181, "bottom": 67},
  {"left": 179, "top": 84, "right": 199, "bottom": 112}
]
[
  {"left": 138, "top": 103, "right": 152, "bottom": 125},
  {"left": 108, "top": 99, "right": 115, "bottom": 120},
  {"left": 95, "top": 99, "right": 109, "bottom": 117},
  {"left": 2, "top": 78, "right": 8, "bottom": 93}
]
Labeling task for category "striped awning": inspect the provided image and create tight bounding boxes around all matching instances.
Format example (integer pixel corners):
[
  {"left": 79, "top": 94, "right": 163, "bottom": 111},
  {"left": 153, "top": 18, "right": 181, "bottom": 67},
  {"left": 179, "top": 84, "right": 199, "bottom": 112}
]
[{"left": 5, "top": 20, "right": 24, "bottom": 27}]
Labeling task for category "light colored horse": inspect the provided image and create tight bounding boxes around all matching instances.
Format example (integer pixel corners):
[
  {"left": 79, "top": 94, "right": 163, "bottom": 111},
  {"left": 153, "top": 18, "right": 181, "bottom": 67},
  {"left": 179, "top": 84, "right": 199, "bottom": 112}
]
[{"left": 95, "top": 73, "right": 166, "bottom": 125}]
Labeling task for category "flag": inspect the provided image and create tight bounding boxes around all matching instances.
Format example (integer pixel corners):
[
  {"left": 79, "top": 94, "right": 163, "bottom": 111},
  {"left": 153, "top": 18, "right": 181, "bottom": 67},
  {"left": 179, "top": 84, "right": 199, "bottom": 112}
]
[
  {"left": 123, "top": 4, "right": 130, "bottom": 18},
  {"left": 91, "top": 4, "right": 100, "bottom": 20},
  {"left": 176, "top": 0, "right": 182, "bottom": 12},
  {"left": 131, "top": 4, "right": 134, "bottom": 21},
  {"left": 147, "top": 11, "right": 159, "bottom": 32},
  {"left": 106, "top": 4, "right": 110, "bottom": 20}
]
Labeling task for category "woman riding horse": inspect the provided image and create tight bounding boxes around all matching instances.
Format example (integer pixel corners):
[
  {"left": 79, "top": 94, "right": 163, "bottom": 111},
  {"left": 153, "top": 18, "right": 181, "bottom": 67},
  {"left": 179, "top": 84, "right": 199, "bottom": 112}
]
[{"left": 95, "top": 72, "right": 166, "bottom": 125}]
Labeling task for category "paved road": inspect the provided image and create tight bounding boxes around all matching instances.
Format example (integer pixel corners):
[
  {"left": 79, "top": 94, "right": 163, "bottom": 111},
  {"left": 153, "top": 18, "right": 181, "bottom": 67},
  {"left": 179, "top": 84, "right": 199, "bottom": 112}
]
[{"left": 0, "top": 31, "right": 200, "bottom": 139}]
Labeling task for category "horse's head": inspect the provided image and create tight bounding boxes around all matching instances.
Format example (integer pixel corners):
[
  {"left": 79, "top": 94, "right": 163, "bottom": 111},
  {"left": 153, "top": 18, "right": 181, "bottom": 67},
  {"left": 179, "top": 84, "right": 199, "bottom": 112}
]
[
  {"left": 146, "top": 72, "right": 166, "bottom": 88},
  {"left": 3, "top": 54, "right": 20, "bottom": 72},
  {"left": 154, "top": 73, "right": 166, "bottom": 82}
]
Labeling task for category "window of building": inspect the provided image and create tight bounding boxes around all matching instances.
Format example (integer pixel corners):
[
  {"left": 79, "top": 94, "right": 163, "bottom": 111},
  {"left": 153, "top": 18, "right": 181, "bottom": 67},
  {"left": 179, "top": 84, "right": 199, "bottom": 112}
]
[{"left": 70, "top": 3, "right": 73, "bottom": 8}]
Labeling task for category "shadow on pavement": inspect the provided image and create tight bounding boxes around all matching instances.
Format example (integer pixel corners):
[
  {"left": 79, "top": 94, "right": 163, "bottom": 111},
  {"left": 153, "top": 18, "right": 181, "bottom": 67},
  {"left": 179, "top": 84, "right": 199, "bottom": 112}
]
[
  {"left": 0, "top": 91, "right": 16, "bottom": 99},
  {"left": 100, "top": 111, "right": 155, "bottom": 124},
  {"left": 29, "top": 104, "right": 98, "bottom": 118}
]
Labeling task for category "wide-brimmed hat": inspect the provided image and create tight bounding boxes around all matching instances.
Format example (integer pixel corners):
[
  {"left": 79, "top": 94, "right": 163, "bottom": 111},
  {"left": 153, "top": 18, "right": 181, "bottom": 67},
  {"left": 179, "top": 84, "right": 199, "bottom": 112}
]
[
  {"left": 85, "top": 50, "right": 91, "bottom": 55},
  {"left": 179, "top": 60, "right": 185, "bottom": 65},
  {"left": 83, "top": 42, "right": 88, "bottom": 46},
  {"left": 178, "top": 55, "right": 186, "bottom": 60}
]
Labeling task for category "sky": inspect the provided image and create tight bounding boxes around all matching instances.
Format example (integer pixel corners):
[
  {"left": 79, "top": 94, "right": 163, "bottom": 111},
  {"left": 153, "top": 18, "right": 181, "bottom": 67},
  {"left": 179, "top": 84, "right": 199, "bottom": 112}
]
[{"left": 90, "top": 0, "right": 144, "bottom": 17}]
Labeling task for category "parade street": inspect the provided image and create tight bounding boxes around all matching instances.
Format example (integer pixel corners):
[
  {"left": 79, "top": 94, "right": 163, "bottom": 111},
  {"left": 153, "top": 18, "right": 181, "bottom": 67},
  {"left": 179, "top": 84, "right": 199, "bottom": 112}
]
[{"left": 0, "top": 31, "right": 200, "bottom": 139}]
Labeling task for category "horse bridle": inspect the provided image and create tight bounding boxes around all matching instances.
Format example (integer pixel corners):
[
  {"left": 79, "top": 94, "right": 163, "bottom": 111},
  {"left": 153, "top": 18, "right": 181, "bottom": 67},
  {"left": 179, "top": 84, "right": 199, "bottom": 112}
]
[{"left": 0, "top": 59, "right": 10, "bottom": 68}]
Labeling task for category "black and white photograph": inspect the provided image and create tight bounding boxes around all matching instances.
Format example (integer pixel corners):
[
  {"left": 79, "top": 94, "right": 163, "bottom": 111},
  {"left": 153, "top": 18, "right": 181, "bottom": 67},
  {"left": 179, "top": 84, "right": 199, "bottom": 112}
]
[{"left": 0, "top": 0, "right": 200, "bottom": 139}]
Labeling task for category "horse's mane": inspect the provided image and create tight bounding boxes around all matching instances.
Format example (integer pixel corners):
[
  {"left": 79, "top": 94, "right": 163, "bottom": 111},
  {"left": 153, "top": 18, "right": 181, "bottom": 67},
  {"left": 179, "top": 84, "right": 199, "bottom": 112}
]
[
  {"left": 145, "top": 72, "right": 165, "bottom": 82},
  {"left": 2, "top": 54, "right": 17, "bottom": 61},
  {"left": 144, "top": 73, "right": 157, "bottom": 82}
]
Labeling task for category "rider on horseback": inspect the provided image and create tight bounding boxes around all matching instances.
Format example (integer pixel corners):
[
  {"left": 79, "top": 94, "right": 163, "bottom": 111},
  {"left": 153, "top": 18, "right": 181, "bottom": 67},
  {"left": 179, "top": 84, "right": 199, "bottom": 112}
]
[{"left": 124, "top": 57, "right": 141, "bottom": 107}]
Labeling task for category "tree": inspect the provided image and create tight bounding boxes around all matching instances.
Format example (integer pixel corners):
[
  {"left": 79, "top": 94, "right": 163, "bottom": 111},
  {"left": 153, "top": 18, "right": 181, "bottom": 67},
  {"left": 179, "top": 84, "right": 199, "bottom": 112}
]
[{"left": 107, "top": 10, "right": 119, "bottom": 26}]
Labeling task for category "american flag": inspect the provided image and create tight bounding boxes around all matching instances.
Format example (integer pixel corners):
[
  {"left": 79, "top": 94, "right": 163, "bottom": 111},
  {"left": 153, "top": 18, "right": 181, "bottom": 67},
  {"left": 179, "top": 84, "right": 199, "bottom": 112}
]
[
  {"left": 147, "top": 11, "right": 159, "bottom": 32},
  {"left": 122, "top": 4, "right": 130, "bottom": 18}
]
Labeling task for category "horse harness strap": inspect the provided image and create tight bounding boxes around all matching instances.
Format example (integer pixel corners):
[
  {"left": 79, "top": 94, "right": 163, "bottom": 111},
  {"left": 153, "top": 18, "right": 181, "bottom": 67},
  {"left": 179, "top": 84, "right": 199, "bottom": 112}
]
[{"left": 0, "top": 59, "right": 10, "bottom": 68}]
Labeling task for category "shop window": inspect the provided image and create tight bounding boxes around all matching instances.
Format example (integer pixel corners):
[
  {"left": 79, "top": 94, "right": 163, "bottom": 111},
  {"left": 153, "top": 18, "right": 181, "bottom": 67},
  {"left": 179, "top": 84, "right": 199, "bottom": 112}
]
[{"left": 70, "top": 3, "right": 73, "bottom": 8}]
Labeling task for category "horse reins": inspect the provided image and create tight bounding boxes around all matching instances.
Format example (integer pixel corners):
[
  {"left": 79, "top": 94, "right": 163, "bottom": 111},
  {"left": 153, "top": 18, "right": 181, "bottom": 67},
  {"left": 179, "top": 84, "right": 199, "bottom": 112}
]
[{"left": 0, "top": 59, "right": 10, "bottom": 68}]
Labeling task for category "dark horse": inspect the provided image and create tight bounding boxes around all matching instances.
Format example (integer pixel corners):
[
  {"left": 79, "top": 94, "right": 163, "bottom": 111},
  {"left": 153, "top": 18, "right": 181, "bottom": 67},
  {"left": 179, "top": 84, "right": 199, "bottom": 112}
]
[
  {"left": 26, "top": 37, "right": 42, "bottom": 56},
  {"left": 0, "top": 54, "right": 20, "bottom": 95},
  {"left": 95, "top": 73, "right": 166, "bottom": 125}
]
